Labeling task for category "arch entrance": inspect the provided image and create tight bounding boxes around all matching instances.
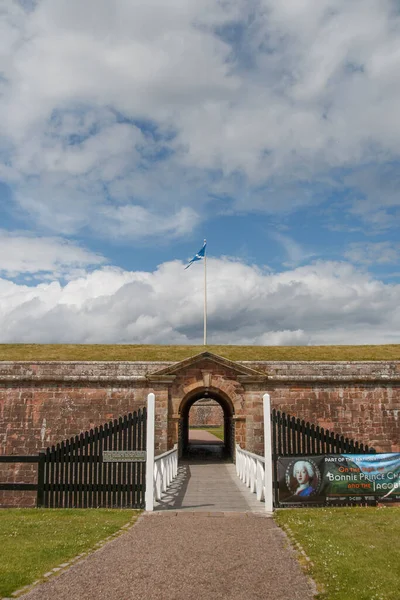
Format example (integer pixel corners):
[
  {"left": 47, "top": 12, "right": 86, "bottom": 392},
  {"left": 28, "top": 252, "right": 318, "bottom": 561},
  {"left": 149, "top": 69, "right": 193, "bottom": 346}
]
[{"left": 178, "top": 388, "right": 235, "bottom": 460}]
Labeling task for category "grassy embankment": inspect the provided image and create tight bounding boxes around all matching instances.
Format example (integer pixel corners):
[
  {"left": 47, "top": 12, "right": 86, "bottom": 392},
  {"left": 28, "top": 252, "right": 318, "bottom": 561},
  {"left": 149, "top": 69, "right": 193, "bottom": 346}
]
[
  {"left": 275, "top": 507, "right": 400, "bottom": 600},
  {"left": 0, "top": 509, "right": 139, "bottom": 598},
  {"left": 0, "top": 344, "right": 399, "bottom": 362}
]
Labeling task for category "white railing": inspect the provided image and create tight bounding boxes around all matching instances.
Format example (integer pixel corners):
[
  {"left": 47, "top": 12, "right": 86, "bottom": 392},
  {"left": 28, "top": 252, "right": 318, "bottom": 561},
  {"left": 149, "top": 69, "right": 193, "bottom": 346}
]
[
  {"left": 153, "top": 444, "right": 178, "bottom": 502},
  {"left": 235, "top": 394, "right": 273, "bottom": 512},
  {"left": 145, "top": 392, "right": 273, "bottom": 512},
  {"left": 145, "top": 393, "right": 179, "bottom": 511},
  {"left": 236, "top": 444, "right": 266, "bottom": 502}
]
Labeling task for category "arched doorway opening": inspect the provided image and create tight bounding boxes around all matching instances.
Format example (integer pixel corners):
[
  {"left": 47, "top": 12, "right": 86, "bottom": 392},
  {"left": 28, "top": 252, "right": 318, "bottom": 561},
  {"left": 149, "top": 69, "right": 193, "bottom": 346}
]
[{"left": 179, "top": 388, "right": 235, "bottom": 460}]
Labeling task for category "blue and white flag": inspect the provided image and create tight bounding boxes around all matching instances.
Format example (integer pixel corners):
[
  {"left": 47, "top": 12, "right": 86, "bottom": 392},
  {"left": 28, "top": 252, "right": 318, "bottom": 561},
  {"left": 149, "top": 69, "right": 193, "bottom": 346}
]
[{"left": 185, "top": 240, "right": 206, "bottom": 269}]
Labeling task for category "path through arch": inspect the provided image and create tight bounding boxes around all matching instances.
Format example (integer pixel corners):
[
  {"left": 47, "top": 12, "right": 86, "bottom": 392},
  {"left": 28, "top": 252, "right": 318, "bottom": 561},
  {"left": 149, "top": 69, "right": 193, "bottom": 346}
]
[{"left": 179, "top": 389, "right": 235, "bottom": 460}]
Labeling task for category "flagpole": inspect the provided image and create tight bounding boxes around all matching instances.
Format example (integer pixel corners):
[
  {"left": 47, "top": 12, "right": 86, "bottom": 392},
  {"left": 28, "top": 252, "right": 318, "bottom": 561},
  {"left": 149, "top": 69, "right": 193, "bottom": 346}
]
[{"left": 204, "top": 238, "right": 207, "bottom": 345}]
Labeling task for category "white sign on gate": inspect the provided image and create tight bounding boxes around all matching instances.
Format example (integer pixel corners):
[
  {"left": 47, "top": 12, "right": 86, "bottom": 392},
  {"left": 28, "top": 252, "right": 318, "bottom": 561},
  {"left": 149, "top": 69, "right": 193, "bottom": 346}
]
[{"left": 103, "top": 450, "right": 146, "bottom": 462}]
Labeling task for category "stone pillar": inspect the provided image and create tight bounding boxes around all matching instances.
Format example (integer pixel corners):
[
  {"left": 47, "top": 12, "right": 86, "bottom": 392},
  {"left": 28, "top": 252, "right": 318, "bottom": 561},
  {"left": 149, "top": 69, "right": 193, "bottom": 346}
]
[
  {"left": 243, "top": 388, "right": 265, "bottom": 455},
  {"left": 234, "top": 416, "right": 246, "bottom": 448},
  {"left": 169, "top": 415, "right": 180, "bottom": 448},
  {"left": 152, "top": 386, "right": 169, "bottom": 454}
]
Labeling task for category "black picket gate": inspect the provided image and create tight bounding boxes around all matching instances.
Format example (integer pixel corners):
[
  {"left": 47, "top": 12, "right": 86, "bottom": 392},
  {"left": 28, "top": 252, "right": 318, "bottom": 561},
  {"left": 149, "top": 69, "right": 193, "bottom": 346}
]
[
  {"left": 37, "top": 409, "right": 147, "bottom": 509},
  {"left": 271, "top": 409, "right": 375, "bottom": 507}
]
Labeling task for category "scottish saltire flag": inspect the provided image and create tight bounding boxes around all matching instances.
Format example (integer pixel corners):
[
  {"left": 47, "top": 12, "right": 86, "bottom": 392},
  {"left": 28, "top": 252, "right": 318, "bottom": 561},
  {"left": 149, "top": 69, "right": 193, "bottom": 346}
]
[{"left": 185, "top": 240, "right": 207, "bottom": 269}]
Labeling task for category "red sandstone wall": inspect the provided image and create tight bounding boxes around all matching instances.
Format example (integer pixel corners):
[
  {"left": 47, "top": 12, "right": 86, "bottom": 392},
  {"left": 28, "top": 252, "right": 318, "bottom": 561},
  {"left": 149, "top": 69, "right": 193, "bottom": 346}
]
[
  {"left": 242, "top": 362, "right": 400, "bottom": 456},
  {"left": 269, "top": 383, "right": 400, "bottom": 454},
  {"left": 0, "top": 382, "right": 149, "bottom": 455},
  {"left": 0, "top": 359, "right": 399, "bottom": 507},
  {"left": 242, "top": 383, "right": 400, "bottom": 456},
  {"left": 0, "top": 381, "right": 151, "bottom": 507},
  {"left": 189, "top": 400, "right": 224, "bottom": 427}
]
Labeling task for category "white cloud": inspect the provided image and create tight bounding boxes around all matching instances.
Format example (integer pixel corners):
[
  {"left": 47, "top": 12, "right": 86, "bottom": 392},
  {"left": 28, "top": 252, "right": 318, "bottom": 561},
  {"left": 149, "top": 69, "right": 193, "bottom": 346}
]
[
  {"left": 254, "top": 330, "right": 310, "bottom": 346},
  {"left": 1, "top": 0, "right": 400, "bottom": 239},
  {"left": 344, "top": 165, "right": 400, "bottom": 230},
  {"left": 269, "top": 232, "right": 314, "bottom": 266},
  {"left": 0, "top": 258, "right": 399, "bottom": 344},
  {"left": 345, "top": 241, "right": 400, "bottom": 265},
  {"left": 97, "top": 205, "right": 200, "bottom": 239},
  {"left": 0, "top": 231, "right": 106, "bottom": 278}
]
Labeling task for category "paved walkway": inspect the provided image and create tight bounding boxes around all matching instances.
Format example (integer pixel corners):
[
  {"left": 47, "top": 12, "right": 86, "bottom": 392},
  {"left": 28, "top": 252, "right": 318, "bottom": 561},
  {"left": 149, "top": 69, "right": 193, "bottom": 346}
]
[
  {"left": 188, "top": 429, "right": 224, "bottom": 444},
  {"left": 22, "top": 513, "right": 315, "bottom": 600},
  {"left": 155, "top": 429, "right": 265, "bottom": 512},
  {"left": 155, "top": 461, "right": 266, "bottom": 512}
]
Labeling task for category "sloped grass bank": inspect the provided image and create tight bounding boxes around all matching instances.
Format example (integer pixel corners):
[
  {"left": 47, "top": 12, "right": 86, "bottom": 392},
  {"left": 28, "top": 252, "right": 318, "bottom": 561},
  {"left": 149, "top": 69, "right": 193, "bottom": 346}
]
[
  {"left": 275, "top": 507, "right": 400, "bottom": 600},
  {"left": 0, "top": 343, "right": 399, "bottom": 362},
  {"left": 0, "top": 509, "right": 139, "bottom": 598}
]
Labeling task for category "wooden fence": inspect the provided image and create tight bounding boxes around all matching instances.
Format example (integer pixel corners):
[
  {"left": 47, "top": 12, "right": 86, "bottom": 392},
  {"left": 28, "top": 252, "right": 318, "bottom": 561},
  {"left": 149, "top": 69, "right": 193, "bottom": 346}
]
[{"left": 0, "top": 409, "right": 147, "bottom": 509}]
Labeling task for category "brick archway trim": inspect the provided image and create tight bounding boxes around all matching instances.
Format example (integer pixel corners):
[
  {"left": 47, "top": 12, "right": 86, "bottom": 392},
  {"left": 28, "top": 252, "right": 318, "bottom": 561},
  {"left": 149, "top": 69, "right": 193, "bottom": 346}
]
[{"left": 179, "top": 386, "right": 235, "bottom": 418}]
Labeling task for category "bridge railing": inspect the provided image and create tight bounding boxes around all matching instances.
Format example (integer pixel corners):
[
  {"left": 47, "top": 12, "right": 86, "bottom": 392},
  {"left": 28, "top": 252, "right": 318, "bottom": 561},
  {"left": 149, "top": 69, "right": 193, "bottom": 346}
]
[
  {"left": 145, "top": 393, "right": 274, "bottom": 512},
  {"left": 236, "top": 444, "right": 266, "bottom": 502},
  {"left": 145, "top": 394, "right": 180, "bottom": 511},
  {"left": 154, "top": 444, "right": 178, "bottom": 502},
  {"left": 235, "top": 394, "right": 274, "bottom": 512}
]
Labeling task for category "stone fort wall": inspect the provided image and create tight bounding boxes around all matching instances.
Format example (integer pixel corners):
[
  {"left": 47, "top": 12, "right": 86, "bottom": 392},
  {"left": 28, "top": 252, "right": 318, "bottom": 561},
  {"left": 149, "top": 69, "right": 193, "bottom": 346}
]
[
  {"left": 189, "top": 400, "right": 224, "bottom": 427},
  {"left": 0, "top": 358, "right": 399, "bottom": 506}
]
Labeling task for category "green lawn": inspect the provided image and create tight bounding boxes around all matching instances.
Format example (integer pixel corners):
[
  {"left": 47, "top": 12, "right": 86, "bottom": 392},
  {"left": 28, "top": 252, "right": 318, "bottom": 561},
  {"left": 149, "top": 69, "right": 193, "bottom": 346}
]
[
  {"left": 206, "top": 426, "right": 224, "bottom": 441},
  {"left": 0, "top": 509, "right": 139, "bottom": 598},
  {"left": 275, "top": 507, "right": 400, "bottom": 600},
  {"left": 0, "top": 343, "right": 399, "bottom": 362}
]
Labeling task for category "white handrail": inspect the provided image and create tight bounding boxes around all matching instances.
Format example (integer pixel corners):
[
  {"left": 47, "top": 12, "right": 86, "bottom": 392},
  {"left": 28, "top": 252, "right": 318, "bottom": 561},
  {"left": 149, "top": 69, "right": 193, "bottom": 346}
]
[
  {"left": 153, "top": 444, "right": 178, "bottom": 501},
  {"left": 236, "top": 444, "right": 266, "bottom": 502}
]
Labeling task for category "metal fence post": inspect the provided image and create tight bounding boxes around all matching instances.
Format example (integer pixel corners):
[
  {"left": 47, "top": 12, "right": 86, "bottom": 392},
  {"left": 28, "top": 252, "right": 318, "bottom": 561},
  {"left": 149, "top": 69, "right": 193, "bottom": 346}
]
[
  {"left": 145, "top": 393, "right": 155, "bottom": 511},
  {"left": 263, "top": 393, "right": 274, "bottom": 512}
]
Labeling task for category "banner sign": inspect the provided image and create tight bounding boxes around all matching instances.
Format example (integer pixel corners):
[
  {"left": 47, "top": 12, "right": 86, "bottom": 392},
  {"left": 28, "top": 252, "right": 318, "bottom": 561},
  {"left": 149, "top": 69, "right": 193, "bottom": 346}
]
[{"left": 277, "top": 453, "right": 400, "bottom": 505}]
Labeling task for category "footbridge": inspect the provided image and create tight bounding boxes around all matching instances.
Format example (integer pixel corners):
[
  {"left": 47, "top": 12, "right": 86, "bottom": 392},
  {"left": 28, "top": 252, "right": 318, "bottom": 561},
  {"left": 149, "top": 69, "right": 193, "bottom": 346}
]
[
  {"left": 148, "top": 393, "right": 273, "bottom": 513},
  {"left": 154, "top": 431, "right": 266, "bottom": 513}
]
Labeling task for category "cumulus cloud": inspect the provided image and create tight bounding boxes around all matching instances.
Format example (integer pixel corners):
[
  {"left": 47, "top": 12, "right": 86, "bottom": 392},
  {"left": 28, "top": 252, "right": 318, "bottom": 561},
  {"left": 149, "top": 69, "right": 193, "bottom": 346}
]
[
  {"left": 0, "top": 231, "right": 106, "bottom": 279},
  {"left": 0, "top": 258, "right": 399, "bottom": 344},
  {"left": 1, "top": 0, "right": 400, "bottom": 240}
]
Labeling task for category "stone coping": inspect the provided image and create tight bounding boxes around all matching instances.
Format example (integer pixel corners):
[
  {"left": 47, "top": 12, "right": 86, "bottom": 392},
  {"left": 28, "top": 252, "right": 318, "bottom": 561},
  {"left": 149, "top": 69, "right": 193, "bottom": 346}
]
[{"left": 0, "top": 359, "right": 399, "bottom": 383}]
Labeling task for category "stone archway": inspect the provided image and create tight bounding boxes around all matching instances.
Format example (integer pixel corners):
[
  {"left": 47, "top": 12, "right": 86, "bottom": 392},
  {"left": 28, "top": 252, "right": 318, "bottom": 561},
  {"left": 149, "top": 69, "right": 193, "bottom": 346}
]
[
  {"left": 146, "top": 351, "right": 268, "bottom": 456},
  {"left": 178, "top": 388, "right": 235, "bottom": 459}
]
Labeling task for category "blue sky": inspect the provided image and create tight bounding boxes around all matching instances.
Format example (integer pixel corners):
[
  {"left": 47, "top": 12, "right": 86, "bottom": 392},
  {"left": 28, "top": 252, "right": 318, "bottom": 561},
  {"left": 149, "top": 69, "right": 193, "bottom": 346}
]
[{"left": 0, "top": 0, "right": 399, "bottom": 345}]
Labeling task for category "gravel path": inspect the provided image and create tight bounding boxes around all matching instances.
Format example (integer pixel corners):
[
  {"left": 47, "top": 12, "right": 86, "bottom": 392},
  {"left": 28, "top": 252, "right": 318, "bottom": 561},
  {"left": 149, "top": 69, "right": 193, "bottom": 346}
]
[{"left": 21, "top": 513, "right": 315, "bottom": 600}]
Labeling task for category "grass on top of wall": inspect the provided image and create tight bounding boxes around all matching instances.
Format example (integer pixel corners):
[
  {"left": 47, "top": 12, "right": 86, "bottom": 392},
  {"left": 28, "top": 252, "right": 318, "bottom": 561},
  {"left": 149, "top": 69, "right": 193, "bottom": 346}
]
[{"left": 0, "top": 344, "right": 399, "bottom": 362}]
